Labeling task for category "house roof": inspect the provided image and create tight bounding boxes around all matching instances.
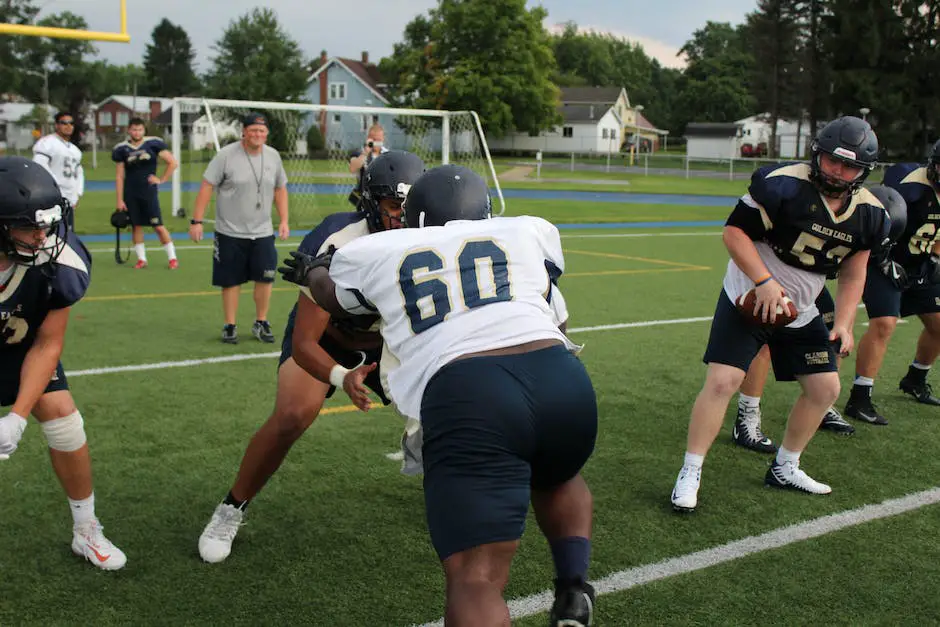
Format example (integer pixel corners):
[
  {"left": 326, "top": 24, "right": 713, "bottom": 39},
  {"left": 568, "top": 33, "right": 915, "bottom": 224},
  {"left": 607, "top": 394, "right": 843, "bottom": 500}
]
[
  {"left": 559, "top": 86, "right": 623, "bottom": 105},
  {"left": 309, "top": 57, "right": 389, "bottom": 104},
  {"left": 684, "top": 122, "right": 741, "bottom": 138},
  {"left": 0, "top": 102, "right": 55, "bottom": 122},
  {"left": 94, "top": 95, "right": 174, "bottom": 114},
  {"left": 560, "top": 103, "right": 618, "bottom": 124},
  {"left": 152, "top": 106, "right": 202, "bottom": 126}
]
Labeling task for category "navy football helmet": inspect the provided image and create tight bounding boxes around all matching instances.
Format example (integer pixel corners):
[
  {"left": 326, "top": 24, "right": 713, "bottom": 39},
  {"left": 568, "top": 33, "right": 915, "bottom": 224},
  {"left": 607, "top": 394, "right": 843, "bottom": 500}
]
[
  {"left": 403, "top": 165, "right": 492, "bottom": 228},
  {"left": 868, "top": 184, "right": 907, "bottom": 243},
  {"left": 358, "top": 150, "right": 426, "bottom": 232},
  {"left": 927, "top": 139, "right": 940, "bottom": 185},
  {"left": 810, "top": 116, "right": 879, "bottom": 197},
  {"left": 0, "top": 156, "right": 69, "bottom": 265}
]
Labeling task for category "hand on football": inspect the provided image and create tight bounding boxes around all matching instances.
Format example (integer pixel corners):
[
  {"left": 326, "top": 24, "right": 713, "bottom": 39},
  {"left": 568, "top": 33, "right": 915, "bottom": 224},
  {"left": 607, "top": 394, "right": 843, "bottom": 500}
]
[
  {"left": 342, "top": 362, "right": 378, "bottom": 411},
  {"left": 0, "top": 412, "right": 28, "bottom": 460},
  {"left": 277, "top": 246, "right": 335, "bottom": 286},
  {"left": 754, "top": 278, "right": 788, "bottom": 325}
]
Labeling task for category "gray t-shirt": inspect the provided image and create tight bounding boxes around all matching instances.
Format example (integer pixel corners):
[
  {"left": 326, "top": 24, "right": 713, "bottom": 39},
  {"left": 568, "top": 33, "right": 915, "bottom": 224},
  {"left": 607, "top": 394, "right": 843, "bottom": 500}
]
[{"left": 203, "top": 142, "right": 288, "bottom": 238}]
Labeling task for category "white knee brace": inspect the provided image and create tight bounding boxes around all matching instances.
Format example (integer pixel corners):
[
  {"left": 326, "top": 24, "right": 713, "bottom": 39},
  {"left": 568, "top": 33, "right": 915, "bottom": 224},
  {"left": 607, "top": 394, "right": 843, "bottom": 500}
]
[{"left": 42, "top": 411, "right": 86, "bottom": 452}]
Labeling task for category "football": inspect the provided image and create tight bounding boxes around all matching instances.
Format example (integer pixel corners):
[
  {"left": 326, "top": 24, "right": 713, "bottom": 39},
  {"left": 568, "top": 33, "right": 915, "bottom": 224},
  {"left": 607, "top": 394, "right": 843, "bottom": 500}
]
[{"left": 735, "top": 289, "right": 798, "bottom": 327}]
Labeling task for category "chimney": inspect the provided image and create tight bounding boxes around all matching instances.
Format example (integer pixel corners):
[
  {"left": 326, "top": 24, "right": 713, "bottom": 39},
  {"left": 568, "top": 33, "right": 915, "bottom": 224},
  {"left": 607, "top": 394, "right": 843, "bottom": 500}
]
[
  {"left": 361, "top": 50, "right": 369, "bottom": 64},
  {"left": 319, "top": 50, "right": 328, "bottom": 139},
  {"left": 149, "top": 99, "right": 162, "bottom": 122},
  {"left": 320, "top": 49, "right": 328, "bottom": 67}
]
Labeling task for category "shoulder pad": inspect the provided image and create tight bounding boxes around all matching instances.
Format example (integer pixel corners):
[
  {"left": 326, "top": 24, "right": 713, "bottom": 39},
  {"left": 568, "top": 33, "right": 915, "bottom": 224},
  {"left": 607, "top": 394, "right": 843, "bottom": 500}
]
[
  {"left": 748, "top": 162, "right": 810, "bottom": 208},
  {"left": 299, "top": 213, "right": 365, "bottom": 255},
  {"left": 48, "top": 233, "right": 91, "bottom": 308}
]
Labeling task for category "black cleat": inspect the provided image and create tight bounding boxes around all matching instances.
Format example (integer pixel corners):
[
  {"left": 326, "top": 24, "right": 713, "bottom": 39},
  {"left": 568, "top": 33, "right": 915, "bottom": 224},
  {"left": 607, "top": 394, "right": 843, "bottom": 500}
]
[
  {"left": 899, "top": 376, "right": 940, "bottom": 405},
  {"left": 549, "top": 579, "right": 595, "bottom": 627},
  {"left": 818, "top": 406, "right": 855, "bottom": 435},
  {"left": 222, "top": 324, "right": 238, "bottom": 344},
  {"left": 731, "top": 405, "right": 776, "bottom": 453},
  {"left": 252, "top": 320, "right": 275, "bottom": 343},
  {"left": 844, "top": 397, "right": 888, "bottom": 425}
]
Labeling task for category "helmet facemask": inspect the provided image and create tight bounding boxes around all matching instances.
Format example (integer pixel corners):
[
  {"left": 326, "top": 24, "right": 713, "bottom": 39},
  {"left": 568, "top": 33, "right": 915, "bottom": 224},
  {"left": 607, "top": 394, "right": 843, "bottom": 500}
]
[
  {"left": 361, "top": 181, "right": 411, "bottom": 232},
  {"left": 810, "top": 145, "right": 873, "bottom": 198},
  {"left": 0, "top": 202, "right": 69, "bottom": 266}
]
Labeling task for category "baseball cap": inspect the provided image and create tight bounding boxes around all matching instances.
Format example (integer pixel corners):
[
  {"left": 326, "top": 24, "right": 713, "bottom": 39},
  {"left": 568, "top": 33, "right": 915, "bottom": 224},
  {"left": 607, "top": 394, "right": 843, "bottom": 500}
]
[{"left": 242, "top": 112, "right": 268, "bottom": 128}]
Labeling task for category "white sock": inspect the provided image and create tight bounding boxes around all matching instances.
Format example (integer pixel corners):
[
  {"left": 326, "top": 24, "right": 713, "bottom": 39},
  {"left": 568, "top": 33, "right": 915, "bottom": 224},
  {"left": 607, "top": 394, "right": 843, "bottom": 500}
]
[
  {"left": 776, "top": 446, "right": 800, "bottom": 466},
  {"left": 854, "top": 375, "right": 874, "bottom": 386},
  {"left": 164, "top": 241, "right": 177, "bottom": 261},
  {"left": 912, "top": 361, "right": 931, "bottom": 371},
  {"left": 69, "top": 492, "right": 96, "bottom": 526},
  {"left": 683, "top": 452, "right": 704, "bottom": 469},
  {"left": 738, "top": 393, "right": 760, "bottom": 409},
  {"left": 134, "top": 243, "right": 147, "bottom": 262}
]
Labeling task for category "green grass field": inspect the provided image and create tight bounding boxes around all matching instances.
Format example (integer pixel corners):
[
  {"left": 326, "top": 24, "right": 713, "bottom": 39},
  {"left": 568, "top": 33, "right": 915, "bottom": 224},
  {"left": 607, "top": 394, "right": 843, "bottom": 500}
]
[{"left": 3, "top": 183, "right": 940, "bottom": 625}]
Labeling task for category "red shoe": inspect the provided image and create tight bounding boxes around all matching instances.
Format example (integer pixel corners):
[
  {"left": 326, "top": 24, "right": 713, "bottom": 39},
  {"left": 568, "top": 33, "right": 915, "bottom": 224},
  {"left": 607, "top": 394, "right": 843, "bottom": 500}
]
[
  {"left": 168, "top": 259, "right": 179, "bottom": 270},
  {"left": 133, "top": 260, "right": 148, "bottom": 269}
]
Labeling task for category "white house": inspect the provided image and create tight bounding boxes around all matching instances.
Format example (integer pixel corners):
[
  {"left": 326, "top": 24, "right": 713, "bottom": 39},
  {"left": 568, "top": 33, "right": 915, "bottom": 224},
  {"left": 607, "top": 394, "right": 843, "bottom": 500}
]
[
  {"left": 487, "top": 103, "right": 622, "bottom": 154},
  {"left": 735, "top": 113, "right": 818, "bottom": 159},
  {"left": 0, "top": 102, "right": 56, "bottom": 151},
  {"left": 683, "top": 123, "right": 742, "bottom": 160},
  {"left": 188, "top": 114, "right": 242, "bottom": 151}
]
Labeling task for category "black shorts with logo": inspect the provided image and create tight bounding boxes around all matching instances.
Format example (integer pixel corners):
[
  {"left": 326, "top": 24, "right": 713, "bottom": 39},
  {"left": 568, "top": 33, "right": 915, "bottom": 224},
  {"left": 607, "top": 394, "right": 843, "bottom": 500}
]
[
  {"left": 0, "top": 356, "right": 69, "bottom": 407},
  {"left": 124, "top": 188, "right": 162, "bottom": 227},
  {"left": 863, "top": 263, "right": 940, "bottom": 319},
  {"left": 212, "top": 233, "right": 278, "bottom": 288}
]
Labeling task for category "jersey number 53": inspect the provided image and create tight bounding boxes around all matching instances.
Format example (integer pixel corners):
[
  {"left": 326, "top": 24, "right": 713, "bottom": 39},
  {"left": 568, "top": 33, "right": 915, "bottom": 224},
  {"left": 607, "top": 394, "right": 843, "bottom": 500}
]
[{"left": 399, "top": 239, "right": 512, "bottom": 333}]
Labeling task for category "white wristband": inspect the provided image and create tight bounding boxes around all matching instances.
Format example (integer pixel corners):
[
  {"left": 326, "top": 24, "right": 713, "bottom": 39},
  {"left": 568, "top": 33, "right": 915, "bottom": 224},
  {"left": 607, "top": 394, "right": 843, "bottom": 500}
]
[{"left": 329, "top": 364, "right": 350, "bottom": 388}]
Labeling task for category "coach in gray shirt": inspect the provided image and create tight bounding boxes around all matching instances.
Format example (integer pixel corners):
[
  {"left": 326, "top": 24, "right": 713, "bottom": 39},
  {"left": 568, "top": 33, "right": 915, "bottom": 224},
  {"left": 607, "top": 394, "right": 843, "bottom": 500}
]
[{"left": 189, "top": 112, "right": 290, "bottom": 345}]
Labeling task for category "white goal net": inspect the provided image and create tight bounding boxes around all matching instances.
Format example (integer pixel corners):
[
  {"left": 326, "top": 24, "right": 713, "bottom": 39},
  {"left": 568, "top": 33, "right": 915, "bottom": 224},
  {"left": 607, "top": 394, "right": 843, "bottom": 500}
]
[{"left": 170, "top": 97, "right": 504, "bottom": 229}]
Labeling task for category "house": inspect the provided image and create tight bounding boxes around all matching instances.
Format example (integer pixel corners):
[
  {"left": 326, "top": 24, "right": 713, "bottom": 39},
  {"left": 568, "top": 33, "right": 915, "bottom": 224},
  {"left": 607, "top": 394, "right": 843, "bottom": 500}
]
[
  {"left": 92, "top": 95, "right": 174, "bottom": 140},
  {"left": 306, "top": 51, "right": 390, "bottom": 151},
  {"left": 683, "top": 123, "right": 742, "bottom": 160},
  {"left": 486, "top": 86, "right": 668, "bottom": 155},
  {"left": 735, "top": 113, "right": 819, "bottom": 159},
  {"left": 0, "top": 102, "right": 56, "bottom": 151},
  {"left": 152, "top": 103, "right": 241, "bottom": 151}
]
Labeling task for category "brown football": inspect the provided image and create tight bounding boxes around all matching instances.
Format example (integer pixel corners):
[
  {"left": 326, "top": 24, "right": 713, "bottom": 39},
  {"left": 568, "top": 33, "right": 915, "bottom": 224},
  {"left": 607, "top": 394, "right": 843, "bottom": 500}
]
[{"left": 735, "top": 289, "right": 798, "bottom": 327}]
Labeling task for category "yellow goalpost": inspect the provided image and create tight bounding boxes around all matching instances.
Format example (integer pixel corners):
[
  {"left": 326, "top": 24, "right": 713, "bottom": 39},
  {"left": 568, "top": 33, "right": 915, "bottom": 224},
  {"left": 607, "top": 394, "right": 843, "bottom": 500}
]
[{"left": 0, "top": 0, "right": 130, "bottom": 43}]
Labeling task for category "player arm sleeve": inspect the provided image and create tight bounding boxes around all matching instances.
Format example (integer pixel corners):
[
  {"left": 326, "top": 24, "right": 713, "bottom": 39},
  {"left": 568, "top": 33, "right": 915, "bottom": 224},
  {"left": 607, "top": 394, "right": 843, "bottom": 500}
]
[
  {"left": 32, "top": 142, "right": 51, "bottom": 169},
  {"left": 329, "top": 246, "right": 379, "bottom": 317},
  {"left": 202, "top": 153, "right": 225, "bottom": 186},
  {"left": 48, "top": 238, "right": 91, "bottom": 309},
  {"left": 76, "top": 161, "right": 85, "bottom": 197},
  {"left": 275, "top": 153, "right": 288, "bottom": 187},
  {"left": 725, "top": 169, "right": 782, "bottom": 240}
]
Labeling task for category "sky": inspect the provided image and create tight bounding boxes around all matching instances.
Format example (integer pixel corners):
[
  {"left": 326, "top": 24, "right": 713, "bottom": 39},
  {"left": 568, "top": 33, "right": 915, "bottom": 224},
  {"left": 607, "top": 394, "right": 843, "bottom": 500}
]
[{"left": 32, "top": 0, "right": 758, "bottom": 73}]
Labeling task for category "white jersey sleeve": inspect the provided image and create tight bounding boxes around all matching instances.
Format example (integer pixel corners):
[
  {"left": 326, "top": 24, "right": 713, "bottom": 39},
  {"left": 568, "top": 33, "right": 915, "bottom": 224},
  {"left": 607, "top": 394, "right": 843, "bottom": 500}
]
[
  {"left": 32, "top": 135, "right": 83, "bottom": 206},
  {"left": 329, "top": 216, "right": 579, "bottom": 421}
]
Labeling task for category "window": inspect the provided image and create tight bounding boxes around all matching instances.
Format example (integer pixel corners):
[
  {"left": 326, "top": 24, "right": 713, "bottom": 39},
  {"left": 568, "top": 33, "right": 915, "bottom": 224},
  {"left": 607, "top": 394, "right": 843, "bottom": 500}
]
[
  {"left": 610, "top": 129, "right": 617, "bottom": 141},
  {"left": 99, "top": 111, "right": 113, "bottom": 126},
  {"left": 329, "top": 82, "right": 347, "bottom": 100},
  {"left": 116, "top": 111, "right": 129, "bottom": 126},
  {"left": 372, "top": 114, "right": 380, "bottom": 126},
  {"left": 562, "top": 126, "right": 573, "bottom": 138},
  {"left": 0, "top": 123, "right": 7, "bottom": 142},
  {"left": 602, "top": 129, "right": 609, "bottom": 139},
  {"left": 332, "top": 114, "right": 341, "bottom": 124},
  {"left": 361, "top": 115, "right": 369, "bottom": 132}
]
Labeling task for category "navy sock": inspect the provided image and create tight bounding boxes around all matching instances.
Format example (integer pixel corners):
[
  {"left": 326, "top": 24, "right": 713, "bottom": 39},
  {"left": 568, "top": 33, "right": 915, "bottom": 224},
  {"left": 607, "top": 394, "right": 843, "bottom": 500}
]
[{"left": 550, "top": 536, "right": 591, "bottom": 582}]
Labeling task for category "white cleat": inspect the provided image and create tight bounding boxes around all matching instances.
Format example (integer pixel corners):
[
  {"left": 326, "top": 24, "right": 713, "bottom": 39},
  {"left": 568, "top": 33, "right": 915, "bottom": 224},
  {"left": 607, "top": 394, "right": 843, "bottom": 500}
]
[
  {"left": 72, "top": 520, "right": 127, "bottom": 571},
  {"left": 764, "top": 460, "right": 832, "bottom": 494},
  {"left": 199, "top": 503, "right": 245, "bottom": 563},
  {"left": 671, "top": 464, "right": 702, "bottom": 512}
]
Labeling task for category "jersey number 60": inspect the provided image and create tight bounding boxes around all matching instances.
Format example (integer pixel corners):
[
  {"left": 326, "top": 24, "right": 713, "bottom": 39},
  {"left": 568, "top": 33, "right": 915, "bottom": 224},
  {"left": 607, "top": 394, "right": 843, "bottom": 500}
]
[{"left": 398, "top": 239, "right": 512, "bottom": 334}]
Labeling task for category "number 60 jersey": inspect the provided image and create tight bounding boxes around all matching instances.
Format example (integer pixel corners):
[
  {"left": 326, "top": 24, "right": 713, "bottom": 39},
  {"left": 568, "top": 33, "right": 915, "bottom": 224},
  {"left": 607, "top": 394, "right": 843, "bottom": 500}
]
[{"left": 329, "top": 215, "right": 579, "bottom": 421}]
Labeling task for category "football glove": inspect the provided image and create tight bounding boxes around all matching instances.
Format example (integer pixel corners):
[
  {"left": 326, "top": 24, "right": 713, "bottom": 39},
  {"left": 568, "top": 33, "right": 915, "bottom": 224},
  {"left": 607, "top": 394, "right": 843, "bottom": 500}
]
[
  {"left": 878, "top": 258, "right": 909, "bottom": 290},
  {"left": 927, "top": 254, "right": 940, "bottom": 284},
  {"left": 0, "top": 412, "right": 27, "bottom": 460},
  {"left": 278, "top": 246, "right": 336, "bottom": 286}
]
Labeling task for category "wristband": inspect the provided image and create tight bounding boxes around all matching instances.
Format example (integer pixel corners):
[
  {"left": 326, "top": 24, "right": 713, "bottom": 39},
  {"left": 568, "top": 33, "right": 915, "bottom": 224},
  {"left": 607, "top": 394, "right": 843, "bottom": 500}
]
[
  {"left": 190, "top": 219, "right": 203, "bottom": 225},
  {"left": 755, "top": 274, "right": 773, "bottom": 287},
  {"left": 329, "top": 364, "right": 350, "bottom": 388}
]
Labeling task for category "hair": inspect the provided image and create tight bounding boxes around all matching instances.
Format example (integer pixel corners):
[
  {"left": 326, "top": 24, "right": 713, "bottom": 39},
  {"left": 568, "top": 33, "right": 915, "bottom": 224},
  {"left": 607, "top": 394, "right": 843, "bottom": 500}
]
[
  {"left": 367, "top": 123, "right": 384, "bottom": 136},
  {"left": 128, "top": 117, "right": 146, "bottom": 128},
  {"left": 54, "top": 111, "right": 73, "bottom": 123}
]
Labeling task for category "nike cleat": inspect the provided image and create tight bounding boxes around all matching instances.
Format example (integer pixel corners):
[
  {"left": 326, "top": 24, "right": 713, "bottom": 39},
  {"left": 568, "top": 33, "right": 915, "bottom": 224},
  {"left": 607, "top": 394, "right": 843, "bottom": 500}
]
[{"left": 72, "top": 519, "right": 127, "bottom": 571}]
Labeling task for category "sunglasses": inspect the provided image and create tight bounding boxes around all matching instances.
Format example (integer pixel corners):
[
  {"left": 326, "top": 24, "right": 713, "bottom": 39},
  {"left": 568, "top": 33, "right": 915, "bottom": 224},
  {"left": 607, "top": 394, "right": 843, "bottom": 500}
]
[{"left": 57, "top": 120, "right": 74, "bottom": 125}]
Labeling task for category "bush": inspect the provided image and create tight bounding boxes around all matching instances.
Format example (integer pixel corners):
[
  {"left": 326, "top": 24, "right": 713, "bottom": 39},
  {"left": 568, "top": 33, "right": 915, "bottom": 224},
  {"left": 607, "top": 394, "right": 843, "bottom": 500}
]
[{"left": 306, "top": 124, "right": 325, "bottom": 155}]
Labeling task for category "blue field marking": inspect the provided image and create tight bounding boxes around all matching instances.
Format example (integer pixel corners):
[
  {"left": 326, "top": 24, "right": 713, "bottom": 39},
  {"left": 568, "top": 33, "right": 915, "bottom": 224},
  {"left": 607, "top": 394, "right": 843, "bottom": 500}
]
[{"left": 83, "top": 180, "right": 738, "bottom": 207}]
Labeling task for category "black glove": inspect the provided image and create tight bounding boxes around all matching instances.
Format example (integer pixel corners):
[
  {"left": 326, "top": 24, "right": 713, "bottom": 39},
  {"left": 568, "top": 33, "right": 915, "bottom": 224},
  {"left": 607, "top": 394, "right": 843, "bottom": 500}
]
[
  {"left": 927, "top": 254, "right": 940, "bottom": 284},
  {"left": 278, "top": 246, "right": 336, "bottom": 286},
  {"left": 878, "top": 258, "right": 909, "bottom": 290}
]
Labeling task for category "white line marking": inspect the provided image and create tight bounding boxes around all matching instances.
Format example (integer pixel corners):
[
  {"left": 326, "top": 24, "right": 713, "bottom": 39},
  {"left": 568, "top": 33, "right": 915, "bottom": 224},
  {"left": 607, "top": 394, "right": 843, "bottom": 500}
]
[
  {"left": 64, "top": 316, "right": 714, "bottom": 378},
  {"left": 417, "top": 486, "right": 940, "bottom": 626}
]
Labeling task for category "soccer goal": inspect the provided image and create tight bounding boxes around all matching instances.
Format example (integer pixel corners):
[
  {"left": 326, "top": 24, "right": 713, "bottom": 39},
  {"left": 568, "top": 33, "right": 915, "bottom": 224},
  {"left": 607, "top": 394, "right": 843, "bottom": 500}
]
[{"left": 169, "top": 97, "right": 505, "bottom": 228}]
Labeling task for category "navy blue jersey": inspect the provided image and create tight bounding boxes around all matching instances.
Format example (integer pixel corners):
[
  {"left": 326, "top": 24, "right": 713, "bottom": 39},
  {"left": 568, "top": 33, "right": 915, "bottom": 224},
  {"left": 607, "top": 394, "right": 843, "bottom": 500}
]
[
  {"left": 111, "top": 136, "right": 168, "bottom": 194},
  {"left": 883, "top": 163, "right": 940, "bottom": 270},
  {"left": 0, "top": 230, "right": 91, "bottom": 354},
  {"left": 727, "top": 163, "right": 890, "bottom": 276}
]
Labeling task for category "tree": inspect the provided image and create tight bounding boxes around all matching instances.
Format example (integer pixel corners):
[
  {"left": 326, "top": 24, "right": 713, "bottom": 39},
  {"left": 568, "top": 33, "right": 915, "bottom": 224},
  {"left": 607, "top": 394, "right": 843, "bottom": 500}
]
[
  {"left": 0, "top": 0, "right": 40, "bottom": 96},
  {"left": 745, "top": 0, "right": 802, "bottom": 157},
  {"left": 142, "top": 18, "right": 199, "bottom": 96},
  {"left": 381, "top": 0, "right": 560, "bottom": 138}
]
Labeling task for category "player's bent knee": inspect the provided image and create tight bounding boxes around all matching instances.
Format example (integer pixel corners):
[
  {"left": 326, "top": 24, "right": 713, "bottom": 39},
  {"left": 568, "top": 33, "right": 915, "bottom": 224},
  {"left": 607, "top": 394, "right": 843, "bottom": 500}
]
[
  {"left": 705, "top": 367, "right": 745, "bottom": 398},
  {"left": 272, "top": 405, "right": 319, "bottom": 439},
  {"left": 868, "top": 317, "right": 898, "bottom": 341},
  {"left": 41, "top": 410, "right": 86, "bottom": 452}
]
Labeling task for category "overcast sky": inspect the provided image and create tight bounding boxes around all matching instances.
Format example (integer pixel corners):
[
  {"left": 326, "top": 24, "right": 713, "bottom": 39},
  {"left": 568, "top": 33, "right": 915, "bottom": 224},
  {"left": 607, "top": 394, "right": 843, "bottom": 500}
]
[{"left": 34, "top": 0, "right": 757, "bottom": 73}]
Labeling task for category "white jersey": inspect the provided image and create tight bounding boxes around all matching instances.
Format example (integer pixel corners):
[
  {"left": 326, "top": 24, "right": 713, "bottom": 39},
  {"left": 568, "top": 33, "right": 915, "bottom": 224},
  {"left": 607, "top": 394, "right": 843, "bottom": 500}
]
[
  {"left": 329, "top": 215, "right": 578, "bottom": 421},
  {"left": 32, "top": 134, "right": 84, "bottom": 206}
]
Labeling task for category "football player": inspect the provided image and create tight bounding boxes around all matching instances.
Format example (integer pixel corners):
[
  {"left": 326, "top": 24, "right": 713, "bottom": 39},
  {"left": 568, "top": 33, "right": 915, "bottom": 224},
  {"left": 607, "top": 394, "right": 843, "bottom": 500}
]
[
  {"left": 0, "top": 157, "right": 126, "bottom": 570},
  {"left": 670, "top": 116, "right": 890, "bottom": 513},
  {"left": 197, "top": 150, "right": 426, "bottom": 564},
  {"left": 280, "top": 165, "right": 598, "bottom": 627},
  {"left": 112, "top": 118, "right": 178, "bottom": 269},
  {"left": 732, "top": 185, "right": 908, "bottom": 449},
  {"left": 848, "top": 140, "right": 940, "bottom": 424},
  {"left": 32, "top": 111, "right": 83, "bottom": 230}
]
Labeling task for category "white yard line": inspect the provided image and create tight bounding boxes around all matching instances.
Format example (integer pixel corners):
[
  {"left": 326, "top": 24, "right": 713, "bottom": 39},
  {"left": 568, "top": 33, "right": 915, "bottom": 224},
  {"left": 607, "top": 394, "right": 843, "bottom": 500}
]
[
  {"left": 416, "top": 487, "right": 940, "bottom": 626},
  {"left": 64, "top": 316, "right": 713, "bottom": 378}
]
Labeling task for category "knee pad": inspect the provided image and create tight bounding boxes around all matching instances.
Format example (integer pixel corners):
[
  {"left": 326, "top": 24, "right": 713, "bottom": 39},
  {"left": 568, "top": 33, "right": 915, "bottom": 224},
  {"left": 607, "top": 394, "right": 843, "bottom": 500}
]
[{"left": 41, "top": 411, "right": 86, "bottom": 452}]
